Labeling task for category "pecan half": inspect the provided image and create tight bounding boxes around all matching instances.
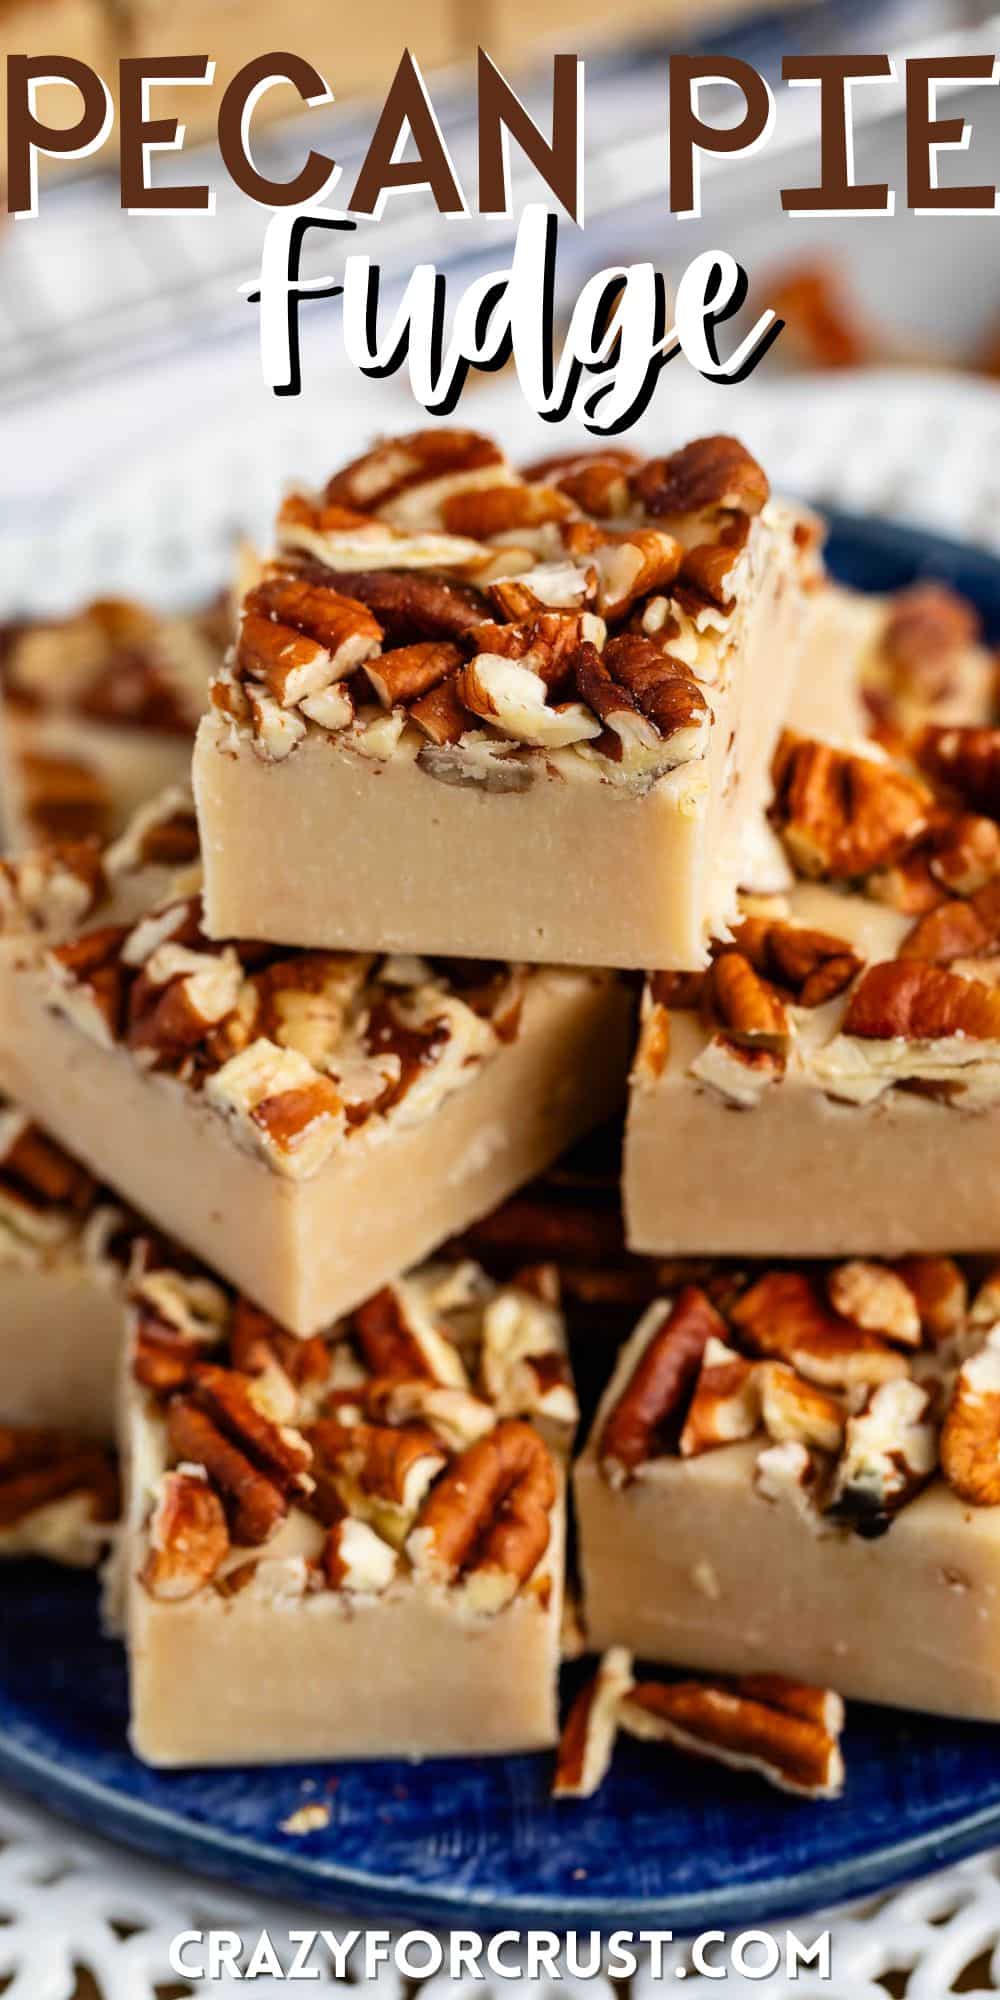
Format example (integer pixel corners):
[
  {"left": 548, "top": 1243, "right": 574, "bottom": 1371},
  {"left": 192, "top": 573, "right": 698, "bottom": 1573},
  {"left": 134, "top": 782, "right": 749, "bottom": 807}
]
[
  {"left": 900, "top": 876, "right": 1000, "bottom": 965},
  {"left": 619, "top": 1675, "right": 844, "bottom": 1800},
  {"left": 709, "top": 952, "right": 789, "bottom": 1049},
  {"left": 365, "top": 640, "right": 462, "bottom": 709},
  {"left": 603, "top": 633, "right": 710, "bottom": 751},
  {"left": 552, "top": 1647, "right": 635, "bottom": 1800},
  {"left": 632, "top": 437, "right": 770, "bottom": 521},
  {"left": 599, "top": 1288, "right": 726, "bottom": 1482},
  {"left": 841, "top": 958, "right": 1000, "bottom": 1041},
  {"left": 731, "top": 1271, "right": 906, "bottom": 1390},
  {"left": 770, "top": 734, "right": 930, "bottom": 881},
  {"left": 406, "top": 1419, "right": 558, "bottom": 1612},
  {"left": 140, "top": 1468, "right": 230, "bottom": 1600},
  {"left": 165, "top": 1365, "right": 310, "bottom": 1546},
  {"left": 304, "top": 568, "right": 487, "bottom": 644},
  {"left": 324, "top": 429, "right": 503, "bottom": 512},
  {"left": 730, "top": 915, "right": 862, "bottom": 1008}
]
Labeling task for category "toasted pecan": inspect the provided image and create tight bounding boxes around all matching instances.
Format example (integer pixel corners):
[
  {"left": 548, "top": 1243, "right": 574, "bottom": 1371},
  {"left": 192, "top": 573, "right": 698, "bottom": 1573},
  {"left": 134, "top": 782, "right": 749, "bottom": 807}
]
[
  {"left": 599, "top": 1287, "right": 726, "bottom": 1480},
  {"left": 620, "top": 1677, "right": 844, "bottom": 1799},
  {"left": 770, "top": 733, "right": 930, "bottom": 881},
  {"left": 407, "top": 1418, "right": 557, "bottom": 1607},
  {"left": 141, "top": 1469, "right": 230, "bottom": 1600},
  {"left": 731, "top": 1271, "right": 906, "bottom": 1390},
  {"left": 841, "top": 958, "right": 1000, "bottom": 1041},
  {"left": 631, "top": 436, "right": 769, "bottom": 520},
  {"left": 914, "top": 725, "right": 1000, "bottom": 819}
]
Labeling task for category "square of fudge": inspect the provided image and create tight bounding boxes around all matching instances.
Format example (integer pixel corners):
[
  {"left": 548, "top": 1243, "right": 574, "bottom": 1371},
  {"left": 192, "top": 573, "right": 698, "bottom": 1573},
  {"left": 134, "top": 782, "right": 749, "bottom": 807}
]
[
  {"left": 120, "top": 1252, "right": 574, "bottom": 1765},
  {"left": 194, "top": 430, "right": 817, "bottom": 970},
  {"left": 625, "top": 726, "right": 1000, "bottom": 1256},
  {"left": 0, "top": 1099, "right": 135, "bottom": 1438},
  {"left": 0, "top": 794, "right": 634, "bottom": 1333},
  {"left": 790, "top": 575, "right": 996, "bottom": 746},
  {"left": 575, "top": 1256, "right": 1000, "bottom": 1720},
  {"left": 0, "top": 596, "right": 227, "bottom": 848}
]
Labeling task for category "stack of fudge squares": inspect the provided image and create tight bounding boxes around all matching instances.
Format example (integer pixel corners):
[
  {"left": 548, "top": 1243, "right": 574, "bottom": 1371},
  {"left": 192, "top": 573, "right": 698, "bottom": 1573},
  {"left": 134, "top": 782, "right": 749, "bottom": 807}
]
[{"left": 3, "top": 427, "right": 1000, "bottom": 1805}]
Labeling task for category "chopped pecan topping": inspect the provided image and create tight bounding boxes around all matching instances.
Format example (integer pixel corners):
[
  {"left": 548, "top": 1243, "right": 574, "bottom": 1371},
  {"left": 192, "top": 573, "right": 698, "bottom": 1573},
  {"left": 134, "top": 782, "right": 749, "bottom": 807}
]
[
  {"left": 165, "top": 1365, "right": 310, "bottom": 1546},
  {"left": 900, "top": 878, "right": 1000, "bottom": 964},
  {"left": 828, "top": 1261, "right": 922, "bottom": 1349},
  {"left": 49, "top": 924, "right": 131, "bottom": 1042},
  {"left": 929, "top": 814, "right": 1000, "bottom": 896},
  {"left": 407, "top": 1418, "right": 558, "bottom": 1612},
  {"left": 0, "top": 1121, "right": 95, "bottom": 1211},
  {"left": 678, "top": 1337, "right": 761, "bottom": 1458},
  {"left": 631, "top": 436, "right": 770, "bottom": 522},
  {"left": 884, "top": 583, "right": 981, "bottom": 689},
  {"left": 940, "top": 1333, "right": 1000, "bottom": 1505},
  {"left": 709, "top": 952, "right": 789, "bottom": 1049},
  {"left": 324, "top": 429, "right": 503, "bottom": 513},
  {"left": 18, "top": 752, "right": 113, "bottom": 846},
  {"left": 759, "top": 1364, "right": 845, "bottom": 1454},
  {"left": 619, "top": 1674, "right": 844, "bottom": 1800},
  {"left": 140, "top": 1468, "right": 230, "bottom": 1600},
  {"left": 311, "top": 1416, "right": 446, "bottom": 1520},
  {"left": 770, "top": 734, "right": 930, "bottom": 880},
  {"left": 688, "top": 1032, "right": 785, "bottom": 1108},
  {"left": 306, "top": 568, "right": 487, "bottom": 644},
  {"left": 523, "top": 447, "right": 638, "bottom": 519},
  {"left": 730, "top": 915, "right": 862, "bottom": 1008},
  {"left": 603, "top": 633, "right": 710, "bottom": 749},
  {"left": 323, "top": 1515, "right": 397, "bottom": 1592},
  {"left": 600, "top": 1288, "right": 726, "bottom": 1482},
  {"left": 892, "top": 1256, "right": 968, "bottom": 1343},
  {"left": 829, "top": 1379, "right": 937, "bottom": 1536},
  {"left": 229, "top": 1298, "right": 330, "bottom": 1391},
  {"left": 365, "top": 640, "right": 462, "bottom": 709},
  {"left": 841, "top": 958, "right": 1000, "bottom": 1042},
  {"left": 441, "top": 480, "right": 571, "bottom": 540},
  {"left": 731, "top": 1271, "right": 906, "bottom": 1390},
  {"left": 914, "top": 725, "right": 1000, "bottom": 819},
  {"left": 553, "top": 1647, "right": 635, "bottom": 1800}
]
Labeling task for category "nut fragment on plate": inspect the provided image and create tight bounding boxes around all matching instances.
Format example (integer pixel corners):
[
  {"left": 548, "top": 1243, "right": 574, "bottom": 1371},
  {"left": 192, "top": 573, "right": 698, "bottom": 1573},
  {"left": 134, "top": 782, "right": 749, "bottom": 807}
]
[
  {"left": 552, "top": 1647, "right": 634, "bottom": 1799},
  {"left": 619, "top": 1674, "right": 845, "bottom": 1800}
]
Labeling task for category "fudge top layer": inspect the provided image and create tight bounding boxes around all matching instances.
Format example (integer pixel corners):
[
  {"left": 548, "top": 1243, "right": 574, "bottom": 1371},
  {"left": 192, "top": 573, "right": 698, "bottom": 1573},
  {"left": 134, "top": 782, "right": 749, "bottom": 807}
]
[
  {"left": 129, "top": 1252, "right": 574, "bottom": 1617},
  {"left": 633, "top": 723, "right": 1000, "bottom": 1112},
  {"left": 2, "top": 595, "right": 226, "bottom": 734},
  {"left": 0, "top": 1095, "right": 131, "bottom": 1274},
  {"left": 584, "top": 1254, "right": 1000, "bottom": 1535},
  {"left": 1, "top": 791, "right": 617, "bottom": 1184},
  {"left": 208, "top": 427, "right": 816, "bottom": 791}
]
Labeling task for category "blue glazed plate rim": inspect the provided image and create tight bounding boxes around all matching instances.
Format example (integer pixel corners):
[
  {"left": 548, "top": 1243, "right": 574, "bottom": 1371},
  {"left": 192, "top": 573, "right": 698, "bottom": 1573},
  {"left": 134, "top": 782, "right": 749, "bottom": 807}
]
[{"left": 5, "top": 503, "right": 1000, "bottom": 1930}]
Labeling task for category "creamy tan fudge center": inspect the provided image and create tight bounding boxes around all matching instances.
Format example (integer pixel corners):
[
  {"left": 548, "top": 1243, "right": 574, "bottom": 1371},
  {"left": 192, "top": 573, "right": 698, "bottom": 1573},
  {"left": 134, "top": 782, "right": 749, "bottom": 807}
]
[
  {"left": 120, "top": 1254, "right": 573, "bottom": 1764},
  {"left": 576, "top": 1260, "right": 1000, "bottom": 1720},
  {"left": 194, "top": 430, "right": 817, "bottom": 968}
]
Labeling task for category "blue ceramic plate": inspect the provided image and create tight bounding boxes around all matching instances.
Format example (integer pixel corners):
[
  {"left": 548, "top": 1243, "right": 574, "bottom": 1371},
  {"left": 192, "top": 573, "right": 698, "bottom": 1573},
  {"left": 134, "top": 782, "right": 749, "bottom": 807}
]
[{"left": 4, "top": 510, "right": 1000, "bottom": 1932}]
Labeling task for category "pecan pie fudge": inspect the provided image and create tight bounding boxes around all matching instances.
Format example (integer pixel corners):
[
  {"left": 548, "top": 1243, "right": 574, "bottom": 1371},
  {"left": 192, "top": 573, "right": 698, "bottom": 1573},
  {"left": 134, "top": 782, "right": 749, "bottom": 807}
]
[
  {"left": 193, "top": 431, "right": 817, "bottom": 970},
  {"left": 791, "top": 578, "right": 997, "bottom": 746},
  {"left": 625, "top": 724, "right": 1000, "bottom": 1254},
  {"left": 0, "top": 795, "right": 633, "bottom": 1333},
  {"left": 575, "top": 1259, "right": 1000, "bottom": 1720},
  {"left": 120, "top": 1253, "right": 574, "bottom": 1764},
  {"left": 0, "top": 596, "right": 227, "bottom": 848},
  {"left": 0, "top": 1099, "right": 133, "bottom": 1437}
]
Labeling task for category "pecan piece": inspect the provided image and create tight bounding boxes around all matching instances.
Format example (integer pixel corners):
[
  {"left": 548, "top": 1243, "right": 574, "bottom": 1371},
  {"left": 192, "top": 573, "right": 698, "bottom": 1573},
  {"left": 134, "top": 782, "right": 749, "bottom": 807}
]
[
  {"left": 900, "top": 877, "right": 1000, "bottom": 964},
  {"left": 599, "top": 1288, "right": 726, "bottom": 1482},
  {"left": 828, "top": 1379, "right": 937, "bottom": 1536},
  {"left": 884, "top": 582, "right": 980, "bottom": 690},
  {"left": 324, "top": 429, "right": 503, "bottom": 512},
  {"left": 229, "top": 1298, "right": 330, "bottom": 1391},
  {"left": 0, "top": 1425, "right": 118, "bottom": 1532},
  {"left": 941, "top": 1333, "right": 1000, "bottom": 1505},
  {"left": 305, "top": 568, "right": 487, "bottom": 643},
  {"left": 710, "top": 951, "right": 789, "bottom": 1049},
  {"left": 841, "top": 958, "right": 1000, "bottom": 1041},
  {"left": 759, "top": 1364, "right": 846, "bottom": 1455},
  {"left": 828, "top": 1261, "right": 922, "bottom": 1349},
  {"left": 914, "top": 725, "right": 1000, "bottom": 819},
  {"left": 619, "top": 1675, "right": 844, "bottom": 1800},
  {"left": 632, "top": 436, "right": 770, "bottom": 521},
  {"left": 323, "top": 1516, "right": 397, "bottom": 1592},
  {"left": 770, "top": 733, "right": 930, "bottom": 880},
  {"left": 406, "top": 1419, "right": 558, "bottom": 1612},
  {"left": 678, "top": 1337, "right": 761, "bottom": 1458},
  {"left": 165, "top": 1365, "right": 309, "bottom": 1547},
  {"left": 603, "top": 633, "right": 710, "bottom": 753},
  {"left": 523, "top": 447, "right": 637, "bottom": 519},
  {"left": 140, "top": 1468, "right": 230, "bottom": 1600},
  {"left": 1, "top": 1122, "right": 95, "bottom": 1210},
  {"left": 730, "top": 915, "right": 862, "bottom": 1008},
  {"left": 553, "top": 1647, "right": 635, "bottom": 1800},
  {"left": 731, "top": 1271, "right": 906, "bottom": 1390},
  {"left": 364, "top": 639, "right": 462, "bottom": 709},
  {"left": 893, "top": 1255, "right": 967, "bottom": 1342}
]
